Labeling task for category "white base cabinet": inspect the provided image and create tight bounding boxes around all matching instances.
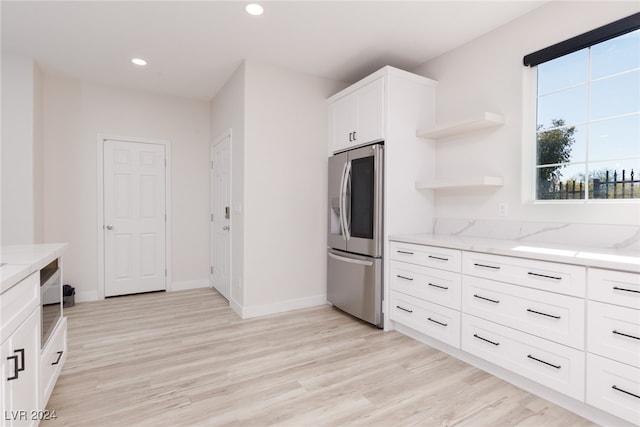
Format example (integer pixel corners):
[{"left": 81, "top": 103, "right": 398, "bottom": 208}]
[
  {"left": 389, "top": 240, "right": 640, "bottom": 426},
  {"left": 1, "top": 274, "right": 40, "bottom": 427}
]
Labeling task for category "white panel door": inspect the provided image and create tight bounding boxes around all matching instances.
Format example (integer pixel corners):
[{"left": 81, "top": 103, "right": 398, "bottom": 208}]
[
  {"left": 210, "top": 135, "right": 231, "bottom": 300},
  {"left": 104, "top": 140, "right": 166, "bottom": 297}
]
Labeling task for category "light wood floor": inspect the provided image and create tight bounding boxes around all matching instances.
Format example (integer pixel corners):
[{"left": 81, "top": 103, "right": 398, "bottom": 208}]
[{"left": 43, "top": 288, "right": 595, "bottom": 426}]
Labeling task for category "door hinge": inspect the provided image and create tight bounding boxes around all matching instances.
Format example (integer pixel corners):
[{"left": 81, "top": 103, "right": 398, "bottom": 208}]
[
  {"left": 210, "top": 266, "right": 213, "bottom": 275},
  {"left": 210, "top": 213, "right": 213, "bottom": 222},
  {"left": 211, "top": 160, "right": 214, "bottom": 168}
]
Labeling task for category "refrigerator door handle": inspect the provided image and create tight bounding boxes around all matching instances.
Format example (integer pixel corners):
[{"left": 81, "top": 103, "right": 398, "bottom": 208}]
[
  {"left": 338, "top": 161, "right": 349, "bottom": 241},
  {"left": 342, "top": 161, "right": 352, "bottom": 241},
  {"left": 328, "top": 252, "right": 373, "bottom": 267}
]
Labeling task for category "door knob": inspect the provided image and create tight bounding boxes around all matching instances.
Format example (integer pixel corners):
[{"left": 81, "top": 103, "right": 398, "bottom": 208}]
[
  {"left": 222, "top": 226, "right": 230, "bottom": 231},
  {"left": 105, "top": 224, "right": 113, "bottom": 230}
]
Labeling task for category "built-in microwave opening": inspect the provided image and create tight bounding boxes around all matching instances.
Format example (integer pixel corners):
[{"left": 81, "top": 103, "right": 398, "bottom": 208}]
[{"left": 40, "top": 258, "right": 62, "bottom": 348}]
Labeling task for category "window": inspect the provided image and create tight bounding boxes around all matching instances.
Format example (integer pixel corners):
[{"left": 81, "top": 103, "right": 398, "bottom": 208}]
[{"left": 525, "top": 15, "right": 640, "bottom": 201}]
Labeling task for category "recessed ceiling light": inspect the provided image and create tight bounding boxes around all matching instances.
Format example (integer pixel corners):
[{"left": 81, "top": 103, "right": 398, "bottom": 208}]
[
  {"left": 245, "top": 3, "right": 263, "bottom": 16},
  {"left": 131, "top": 58, "right": 147, "bottom": 66}
]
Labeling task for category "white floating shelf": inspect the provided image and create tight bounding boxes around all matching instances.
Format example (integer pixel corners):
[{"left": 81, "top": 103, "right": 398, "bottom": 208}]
[
  {"left": 415, "top": 176, "right": 504, "bottom": 190},
  {"left": 416, "top": 112, "right": 505, "bottom": 140}
]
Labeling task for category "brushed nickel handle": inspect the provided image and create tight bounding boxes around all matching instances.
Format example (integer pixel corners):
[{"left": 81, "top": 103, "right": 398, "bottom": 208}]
[{"left": 105, "top": 224, "right": 113, "bottom": 230}]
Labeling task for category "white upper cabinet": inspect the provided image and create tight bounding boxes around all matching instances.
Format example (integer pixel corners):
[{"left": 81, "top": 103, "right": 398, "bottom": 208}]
[{"left": 329, "top": 77, "right": 384, "bottom": 153}]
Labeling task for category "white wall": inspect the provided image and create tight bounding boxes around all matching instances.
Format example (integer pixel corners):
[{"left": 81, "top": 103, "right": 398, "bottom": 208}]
[
  {"left": 42, "top": 72, "right": 211, "bottom": 300},
  {"left": 412, "top": 1, "right": 640, "bottom": 226},
  {"left": 1, "top": 53, "right": 43, "bottom": 244},
  {"left": 243, "top": 60, "right": 343, "bottom": 310},
  {"left": 210, "top": 62, "right": 246, "bottom": 307}
]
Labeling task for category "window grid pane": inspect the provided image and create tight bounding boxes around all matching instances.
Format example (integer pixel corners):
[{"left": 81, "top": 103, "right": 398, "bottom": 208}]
[{"left": 535, "top": 30, "right": 640, "bottom": 201}]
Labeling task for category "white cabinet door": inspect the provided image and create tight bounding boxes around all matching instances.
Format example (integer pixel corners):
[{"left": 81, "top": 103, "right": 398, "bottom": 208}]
[
  {"left": 1, "top": 309, "right": 40, "bottom": 427},
  {"left": 330, "top": 92, "right": 358, "bottom": 153},
  {"left": 355, "top": 77, "right": 384, "bottom": 145}
]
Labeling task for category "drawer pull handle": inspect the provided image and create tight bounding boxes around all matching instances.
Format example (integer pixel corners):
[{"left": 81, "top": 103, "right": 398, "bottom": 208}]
[
  {"left": 612, "top": 330, "right": 640, "bottom": 341},
  {"left": 428, "top": 283, "right": 449, "bottom": 290},
  {"left": 428, "top": 317, "right": 448, "bottom": 327},
  {"left": 473, "top": 334, "right": 499, "bottom": 346},
  {"left": 474, "top": 294, "right": 500, "bottom": 304},
  {"left": 474, "top": 263, "right": 500, "bottom": 270},
  {"left": 396, "top": 275, "right": 414, "bottom": 281},
  {"left": 397, "top": 250, "right": 414, "bottom": 255},
  {"left": 612, "top": 385, "right": 640, "bottom": 399},
  {"left": 527, "top": 272, "right": 561, "bottom": 280},
  {"left": 526, "top": 308, "right": 561, "bottom": 319},
  {"left": 52, "top": 351, "right": 64, "bottom": 365},
  {"left": 396, "top": 305, "right": 413, "bottom": 313},
  {"left": 428, "top": 255, "right": 449, "bottom": 262},
  {"left": 613, "top": 286, "right": 640, "bottom": 294},
  {"left": 527, "top": 354, "right": 561, "bottom": 369}
]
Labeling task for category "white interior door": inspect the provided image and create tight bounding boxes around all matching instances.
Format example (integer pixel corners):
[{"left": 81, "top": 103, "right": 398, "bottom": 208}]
[
  {"left": 210, "top": 134, "right": 231, "bottom": 300},
  {"left": 104, "top": 140, "right": 166, "bottom": 297}
]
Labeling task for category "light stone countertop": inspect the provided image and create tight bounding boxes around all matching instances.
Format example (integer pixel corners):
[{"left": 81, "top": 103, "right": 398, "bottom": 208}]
[
  {"left": 389, "top": 233, "right": 640, "bottom": 273},
  {"left": 0, "top": 243, "right": 68, "bottom": 294}
]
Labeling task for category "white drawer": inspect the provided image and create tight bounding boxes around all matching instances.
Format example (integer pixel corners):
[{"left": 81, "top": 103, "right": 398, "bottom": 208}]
[
  {"left": 390, "top": 242, "right": 461, "bottom": 273},
  {"left": 461, "top": 314, "right": 585, "bottom": 401},
  {"left": 390, "top": 291, "right": 461, "bottom": 348},
  {"left": 390, "top": 261, "right": 461, "bottom": 310},
  {"left": 588, "top": 268, "right": 640, "bottom": 309},
  {"left": 588, "top": 301, "right": 640, "bottom": 369},
  {"left": 0, "top": 271, "right": 39, "bottom": 343},
  {"left": 587, "top": 353, "right": 640, "bottom": 425},
  {"left": 462, "top": 276, "right": 585, "bottom": 350},
  {"left": 41, "top": 317, "right": 67, "bottom": 407},
  {"left": 462, "top": 252, "right": 586, "bottom": 297}
]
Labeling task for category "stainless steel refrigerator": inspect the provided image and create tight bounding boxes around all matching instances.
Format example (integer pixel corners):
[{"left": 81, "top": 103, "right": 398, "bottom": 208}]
[{"left": 327, "top": 143, "right": 383, "bottom": 328}]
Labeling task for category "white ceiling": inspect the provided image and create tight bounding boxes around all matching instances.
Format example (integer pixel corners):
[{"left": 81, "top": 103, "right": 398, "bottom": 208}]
[{"left": 1, "top": 1, "right": 547, "bottom": 101}]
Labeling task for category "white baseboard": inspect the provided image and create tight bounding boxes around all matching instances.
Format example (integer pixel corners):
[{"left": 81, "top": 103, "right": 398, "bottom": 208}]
[
  {"left": 237, "top": 294, "right": 327, "bottom": 319},
  {"left": 229, "top": 298, "right": 243, "bottom": 318},
  {"left": 170, "top": 279, "right": 210, "bottom": 292},
  {"left": 74, "top": 290, "right": 99, "bottom": 303}
]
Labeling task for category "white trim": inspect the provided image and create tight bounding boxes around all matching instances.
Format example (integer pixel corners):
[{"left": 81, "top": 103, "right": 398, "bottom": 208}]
[
  {"left": 96, "top": 134, "right": 172, "bottom": 299},
  {"left": 210, "top": 129, "right": 233, "bottom": 300},
  {"left": 236, "top": 294, "right": 327, "bottom": 319},
  {"left": 521, "top": 66, "right": 538, "bottom": 205},
  {"left": 75, "top": 290, "right": 99, "bottom": 303},
  {"left": 170, "top": 280, "right": 210, "bottom": 292}
]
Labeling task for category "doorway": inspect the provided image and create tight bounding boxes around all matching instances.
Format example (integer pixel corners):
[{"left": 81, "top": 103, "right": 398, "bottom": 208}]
[
  {"left": 210, "top": 130, "right": 231, "bottom": 300},
  {"left": 97, "top": 135, "right": 171, "bottom": 298}
]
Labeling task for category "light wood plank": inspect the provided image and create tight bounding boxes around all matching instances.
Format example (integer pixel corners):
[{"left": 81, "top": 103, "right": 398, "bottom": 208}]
[{"left": 43, "top": 288, "right": 595, "bottom": 426}]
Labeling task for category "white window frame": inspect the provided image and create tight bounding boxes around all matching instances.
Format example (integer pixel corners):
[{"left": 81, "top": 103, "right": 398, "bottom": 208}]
[{"left": 522, "top": 44, "right": 640, "bottom": 206}]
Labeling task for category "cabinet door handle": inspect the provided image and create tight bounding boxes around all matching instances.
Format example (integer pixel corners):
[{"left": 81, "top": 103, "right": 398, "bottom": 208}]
[
  {"left": 527, "top": 354, "right": 561, "bottom": 369},
  {"left": 397, "top": 250, "right": 414, "bottom": 255},
  {"left": 526, "top": 308, "right": 561, "bottom": 319},
  {"left": 527, "top": 272, "right": 561, "bottom": 280},
  {"left": 396, "top": 305, "right": 413, "bottom": 313},
  {"left": 427, "top": 317, "right": 448, "bottom": 327},
  {"left": 612, "top": 385, "right": 640, "bottom": 399},
  {"left": 353, "top": 131, "right": 357, "bottom": 141},
  {"left": 52, "top": 351, "right": 64, "bottom": 365},
  {"left": 612, "top": 330, "right": 640, "bottom": 341},
  {"left": 474, "top": 263, "right": 500, "bottom": 270},
  {"left": 6, "top": 355, "right": 19, "bottom": 381},
  {"left": 14, "top": 349, "right": 25, "bottom": 372},
  {"left": 348, "top": 132, "right": 352, "bottom": 142},
  {"left": 473, "top": 294, "right": 500, "bottom": 304},
  {"left": 429, "top": 255, "right": 449, "bottom": 262},
  {"left": 396, "top": 275, "right": 413, "bottom": 281},
  {"left": 428, "top": 283, "right": 449, "bottom": 290},
  {"left": 613, "top": 286, "right": 640, "bottom": 294},
  {"left": 473, "top": 334, "right": 499, "bottom": 346}
]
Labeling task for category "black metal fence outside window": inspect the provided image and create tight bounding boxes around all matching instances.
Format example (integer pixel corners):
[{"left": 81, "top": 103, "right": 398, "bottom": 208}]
[{"left": 538, "top": 169, "right": 639, "bottom": 200}]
